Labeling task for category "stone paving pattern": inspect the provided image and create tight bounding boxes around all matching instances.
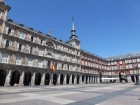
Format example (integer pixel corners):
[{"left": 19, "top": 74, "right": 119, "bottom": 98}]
[{"left": 0, "top": 83, "right": 140, "bottom": 105}]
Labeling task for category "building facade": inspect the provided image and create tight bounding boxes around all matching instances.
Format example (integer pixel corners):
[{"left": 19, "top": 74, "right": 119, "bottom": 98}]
[{"left": 0, "top": 0, "right": 139, "bottom": 86}]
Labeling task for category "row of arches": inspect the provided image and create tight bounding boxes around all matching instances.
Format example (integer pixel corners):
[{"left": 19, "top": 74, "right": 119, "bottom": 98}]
[{"left": 0, "top": 69, "right": 97, "bottom": 86}]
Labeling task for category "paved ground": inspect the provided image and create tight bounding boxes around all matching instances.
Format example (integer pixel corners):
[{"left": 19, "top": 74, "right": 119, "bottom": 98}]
[{"left": 0, "top": 83, "right": 140, "bottom": 105}]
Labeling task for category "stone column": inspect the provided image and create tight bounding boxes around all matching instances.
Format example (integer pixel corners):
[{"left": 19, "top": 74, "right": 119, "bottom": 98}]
[
  {"left": 128, "top": 76, "right": 131, "bottom": 83},
  {"left": 57, "top": 74, "right": 60, "bottom": 85},
  {"left": 79, "top": 75, "right": 82, "bottom": 84},
  {"left": 97, "top": 76, "right": 100, "bottom": 83},
  {"left": 63, "top": 74, "right": 67, "bottom": 85},
  {"left": 49, "top": 74, "right": 53, "bottom": 85},
  {"left": 69, "top": 74, "right": 72, "bottom": 84},
  {"left": 116, "top": 77, "right": 119, "bottom": 83},
  {"left": 95, "top": 76, "right": 97, "bottom": 83},
  {"left": 31, "top": 72, "right": 36, "bottom": 86},
  {"left": 4, "top": 70, "right": 12, "bottom": 87},
  {"left": 19, "top": 71, "right": 25, "bottom": 86},
  {"left": 74, "top": 75, "right": 77, "bottom": 84},
  {"left": 84, "top": 76, "right": 86, "bottom": 84},
  {"left": 90, "top": 76, "right": 93, "bottom": 84},
  {"left": 40, "top": 73, "right": 45, "bottom": 86},
  {"left": 87, "top": 76, "right": 89, "bottom": 84}
]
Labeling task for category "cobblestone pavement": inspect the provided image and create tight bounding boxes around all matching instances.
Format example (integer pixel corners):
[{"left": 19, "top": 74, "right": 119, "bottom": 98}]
[{"left": 0, "top": 83, "right": 140, "bottom": 105}]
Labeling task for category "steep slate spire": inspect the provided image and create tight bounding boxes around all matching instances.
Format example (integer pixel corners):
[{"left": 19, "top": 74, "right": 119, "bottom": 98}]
[
  {"left": 72, "top": 17, "right": 74, "bottom": 30},
  {"left": 70, "top": 17, "right": 78, "bottom": 40}
]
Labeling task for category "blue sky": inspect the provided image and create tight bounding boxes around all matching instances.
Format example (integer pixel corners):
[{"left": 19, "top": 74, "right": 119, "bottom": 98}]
[{"left": 5, "top": 0, "right": 140, "bottom": 57}]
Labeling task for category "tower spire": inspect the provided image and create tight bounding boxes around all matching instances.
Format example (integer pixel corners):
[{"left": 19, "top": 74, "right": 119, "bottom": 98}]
[
  {"left": 70, "top": 17, "right": 78, "bottom": 40},
  {"left": 72, "top": 17, "right": 74, "bottom": 30}
]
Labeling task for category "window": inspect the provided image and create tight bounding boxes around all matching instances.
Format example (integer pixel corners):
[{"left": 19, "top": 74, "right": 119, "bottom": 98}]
[
  {"left": 47, "top": 61, "right": 51, "bottom": 68},
  {"left": 19, "top": 31, "right": 25, "bottom": 39},
  {"left": 108, "top": 62, "right": 110, "bottom": 65},
  {"left": 67, "top": 65, "right": 69, "bottom": 70},
  {"left": 125, "top": 60, "right": 128, "bottom": 63},
  {"left": 31, "top": 35, "right": 33, "bottom": 41},
  {"left": 40, "top": 39, "right": 42, "bottom": 44},
  {"left": 8, "top": 28, "right": 11, "bottom": 34},
  {"left": 0, "top": 11, "right": 2, "bottom": 18},
  {"left": 62, "top": 64, "right": 64, "bottom": 69},
  {"left": 5, "top": 40, "right": 9, "bottom": 48},
  {"left": 120, "top": 61, "right": 122, "bottom": 64},
  {"left": 30, "top": 47, "right": 32, "bottom": 53},
  {"left": 133, "top": 59, "right": 136, "bottom": 63},
  {"left": 137, "top": 58, "right": 140, "bottom": 62},
  {"left": 18, "top": 44, "right": 22, "bottom": 51},
  {"left": 56, "top": 44, "right": 57, "bottom": 49}
]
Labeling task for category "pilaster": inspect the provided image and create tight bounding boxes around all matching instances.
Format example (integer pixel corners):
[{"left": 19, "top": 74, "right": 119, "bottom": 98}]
[
  {"left": 63, "top": 74, "right": 67, "bottom": 85},
  {"left": 69, "top": 74, "right": 72, "bottom": 84},
  {"left": 49, "top": 74, "right": 53, "bottom": 85},
  {"left": 40, "top": 73, "right": 45, "bottom": 86},
  {"left": 4, "top": 70, "right": 12, "bottom": 87},
  {"left": 84, "top": 76, "right": 86, "bottom": 84},
  {"left": 19, "top": 71, "right": 25, "bottom": 86},
  {"left": 79, "top": 75, "right": 82, "bottom": 84},
  {"left": 74, "top": 75, "right": 77, "bottom": 84},
  {"left": 57, "top": 74, "right": 60, "bottom": 85},
  {"left": 31, "top": 72, "right": 36, "bottom": 86}
]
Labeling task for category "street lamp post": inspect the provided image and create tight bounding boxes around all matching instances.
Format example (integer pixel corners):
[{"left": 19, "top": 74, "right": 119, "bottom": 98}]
[{"left": 134, "top": 64, "right": 140, "bottom": 85}]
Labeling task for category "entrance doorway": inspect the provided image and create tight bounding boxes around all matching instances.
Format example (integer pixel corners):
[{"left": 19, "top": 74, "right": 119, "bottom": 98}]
[
  {"left": 131, "top": 76, "right": 135, "bottom": 82},
  {"left": 35, "top": 72, "right": 41, "bottom": 85},
  {"left": 45, "top": 73, "right": 50, "bottom": 85},
  {"left": 0, "top": 70, "right": 6, "bottom": 86},
  {"left": 86, "top": 76, "right": 88, "bottom": 84},
  {"left": 60, "top": 74, "right": 64, "bottom": 85},
  {"left": 66, "top": 74, "right": 69, "bottom": 84},
  {"left": 53, "top": 74, "right": 57, "bottom": 85},
  {"left": 77, "top": 75, "right": 79, "bottom": 84},
  {"left": 82, "top": 75, "right": 84, "bottom": 83},
  {"left": 72, "top": 75, "right": 74, "bottom": 84},
  {"left": 119, "top": 71, "right": 127, "bottom": 82},
  {"left": 24, "top": 71, "right": 31, "bottom": 86},
  {"left": 11, "top": 70, "right": 20, "bottom": 86}
]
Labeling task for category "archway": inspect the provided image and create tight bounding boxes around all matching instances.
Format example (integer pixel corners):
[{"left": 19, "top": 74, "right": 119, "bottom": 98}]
[
  {"left": 119, "top": 71, "right": 127, "bottom": 83},
  {"left": 72, "top": 75, "right": 74, "bottom": 84},
  {"left": 60, "top": 74, "right": 64, "bottom": 85},
  {"left": 77, "top": 75, "right": 79, "bottom": 84},
  {"left": 0, "top": 70, "right": 6, "bottom": 86},
  {"left": 24, "top": 71, "right": 31, "bottom": 86},
  {"left": 82, "top": 75, "right": 84, "bottom": 84},
  {"left": 35, "top": 72, "right": 41, "bottom": 85},
  {"left": 53, "top": 74, "right": 57, "bottom": 85},
  {"left": 11, "top": 70, "right": 20, "bottom": 86},
  {"left": 45, "top": 73, "right": 50, "bottom": 85},
  {"left": 131, "top": 76, "right": 135, "bottom": 82},
  {"left": 66, "top": 74, "right": 69, "bottom": 84},
  {"left": 86, "top": 75, "right": 88, "bottom": 84}
]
